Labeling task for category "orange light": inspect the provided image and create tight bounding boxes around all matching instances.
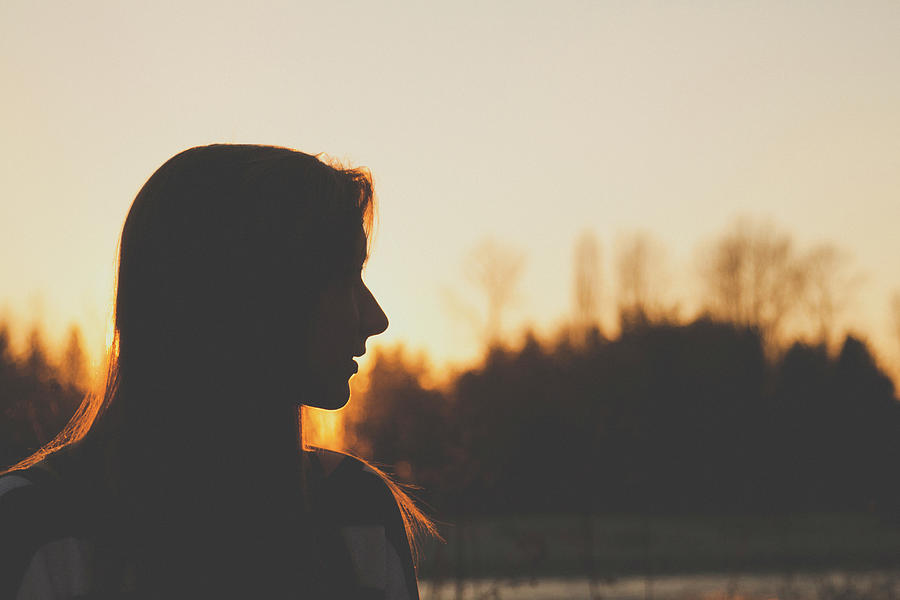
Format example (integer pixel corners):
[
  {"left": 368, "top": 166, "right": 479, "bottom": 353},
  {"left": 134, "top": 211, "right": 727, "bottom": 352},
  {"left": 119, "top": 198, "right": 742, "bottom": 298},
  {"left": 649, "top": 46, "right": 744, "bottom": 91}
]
[{"left": 302, "top": 405, "right": 345, "bottom": 451}]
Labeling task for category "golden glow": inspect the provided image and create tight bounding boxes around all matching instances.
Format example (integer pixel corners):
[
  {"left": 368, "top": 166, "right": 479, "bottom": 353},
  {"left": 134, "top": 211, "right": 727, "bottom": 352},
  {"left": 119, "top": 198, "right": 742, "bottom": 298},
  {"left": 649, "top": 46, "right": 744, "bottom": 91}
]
[
  {"left": 303, "top": 367, "right": 372, "bottom": 452},
  {"left": 104, "top": 308, "right": 115, "bottom": 356},
  {"left": 302, "top": 405, "right": 346, "bottom": 451}
]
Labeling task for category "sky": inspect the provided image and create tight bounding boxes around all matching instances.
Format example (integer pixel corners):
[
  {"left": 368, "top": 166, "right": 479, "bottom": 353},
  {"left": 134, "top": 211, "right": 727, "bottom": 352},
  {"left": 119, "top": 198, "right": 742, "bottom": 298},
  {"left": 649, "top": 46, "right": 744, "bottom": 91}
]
[{"left": 1, "top": 1, "right": 899, "bottom": 379}]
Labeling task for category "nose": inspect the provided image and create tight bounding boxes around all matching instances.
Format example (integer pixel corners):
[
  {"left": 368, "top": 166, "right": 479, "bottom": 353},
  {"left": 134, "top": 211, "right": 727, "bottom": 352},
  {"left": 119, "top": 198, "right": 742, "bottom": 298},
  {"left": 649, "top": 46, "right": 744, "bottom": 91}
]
[{"left": 359, "top": 282, "right": 388, "bottom": 339}]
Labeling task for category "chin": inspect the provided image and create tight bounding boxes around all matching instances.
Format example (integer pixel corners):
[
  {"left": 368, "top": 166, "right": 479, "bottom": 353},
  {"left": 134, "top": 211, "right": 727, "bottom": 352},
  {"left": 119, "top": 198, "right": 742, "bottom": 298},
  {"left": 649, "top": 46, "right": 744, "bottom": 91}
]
[{"left": 302, "top": 380, "right": 351, "bottom": 410}]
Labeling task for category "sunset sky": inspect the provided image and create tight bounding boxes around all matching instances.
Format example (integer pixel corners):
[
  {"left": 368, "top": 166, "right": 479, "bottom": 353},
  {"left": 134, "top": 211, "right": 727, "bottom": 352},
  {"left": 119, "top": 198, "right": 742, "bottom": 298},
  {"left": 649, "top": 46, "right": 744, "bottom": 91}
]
[{"left": 2, "top": 1, "right": 899, "bottom": 379}]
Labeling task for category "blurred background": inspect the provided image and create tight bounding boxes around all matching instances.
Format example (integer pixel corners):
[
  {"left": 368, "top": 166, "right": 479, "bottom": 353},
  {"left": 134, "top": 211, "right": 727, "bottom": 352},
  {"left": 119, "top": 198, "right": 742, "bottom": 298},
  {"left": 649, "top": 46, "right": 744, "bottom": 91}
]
[{"left": 1, "top": 2, "right": 899, "bottom": 598}]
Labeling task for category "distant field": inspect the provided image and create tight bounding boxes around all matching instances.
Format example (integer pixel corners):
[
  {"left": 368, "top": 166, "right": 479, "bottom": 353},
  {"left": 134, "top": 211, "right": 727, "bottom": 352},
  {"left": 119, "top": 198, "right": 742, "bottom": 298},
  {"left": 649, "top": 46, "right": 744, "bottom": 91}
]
[{"left": 416, "top": 513, "right": 900, "bottom": 580}]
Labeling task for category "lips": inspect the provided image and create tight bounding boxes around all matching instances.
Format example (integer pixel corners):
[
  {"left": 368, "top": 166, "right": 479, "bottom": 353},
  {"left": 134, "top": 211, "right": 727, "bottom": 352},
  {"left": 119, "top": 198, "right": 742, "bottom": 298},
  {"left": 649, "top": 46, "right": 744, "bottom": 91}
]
[{"left": 349, "top": 359, "right": 359, "bottom": 374}]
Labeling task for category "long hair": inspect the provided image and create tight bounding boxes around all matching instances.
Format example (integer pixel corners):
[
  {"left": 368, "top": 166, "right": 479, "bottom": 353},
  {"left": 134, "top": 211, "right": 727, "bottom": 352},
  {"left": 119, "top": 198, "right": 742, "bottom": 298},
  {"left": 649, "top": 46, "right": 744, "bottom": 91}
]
[{"left": 5, "top": 144, "right": 434, "bottom": 595}]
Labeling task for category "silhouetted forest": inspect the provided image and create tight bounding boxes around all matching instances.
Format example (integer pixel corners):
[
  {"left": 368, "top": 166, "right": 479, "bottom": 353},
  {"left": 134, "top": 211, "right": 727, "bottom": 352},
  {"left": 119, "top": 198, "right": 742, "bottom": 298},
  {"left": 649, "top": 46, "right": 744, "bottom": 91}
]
[
  {"left": 0, "top": 323, "right": 86, "bottom": 467},
  {"left": 348, "top": 318, "right": 900, "bottom": 518},
  {"left": 2, "top": 314, "right": 899, "bottom": 519},
  {"left": 3, "top": 219, "right": 900, "bottom": 521}
]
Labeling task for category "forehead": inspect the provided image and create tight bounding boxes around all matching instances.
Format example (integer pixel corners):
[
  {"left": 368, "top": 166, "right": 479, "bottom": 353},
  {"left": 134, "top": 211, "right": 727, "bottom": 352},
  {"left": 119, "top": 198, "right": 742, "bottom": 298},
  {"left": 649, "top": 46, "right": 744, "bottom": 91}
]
[{"left": 350, "top": 225, "right": 368, "bottom": 266}]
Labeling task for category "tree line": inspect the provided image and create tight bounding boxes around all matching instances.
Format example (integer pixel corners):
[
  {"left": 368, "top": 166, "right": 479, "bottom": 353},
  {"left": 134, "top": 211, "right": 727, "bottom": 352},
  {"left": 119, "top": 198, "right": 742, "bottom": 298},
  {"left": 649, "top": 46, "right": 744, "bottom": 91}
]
[
  {"left": 345, "top": 217, "right": 900, "bottom": 517},
  {"left": 0, "top": 323, "right": 87, "bottom": 467},
  {"left": 2, "top": 216, "right": 899, "bottom": 518},
  {"left": 3, "top": 314, "right": 897, "bottom": 516},
  {"left": 347, "top": 320, "right": 899, "bottom": 517}
]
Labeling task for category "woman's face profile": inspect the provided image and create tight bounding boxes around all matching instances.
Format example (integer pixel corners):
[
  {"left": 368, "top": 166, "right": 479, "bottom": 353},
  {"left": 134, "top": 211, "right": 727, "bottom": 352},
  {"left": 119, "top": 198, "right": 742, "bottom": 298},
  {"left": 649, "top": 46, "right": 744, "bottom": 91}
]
[{"left": 300, "top": 231, "right": 388, "bottom": 409}]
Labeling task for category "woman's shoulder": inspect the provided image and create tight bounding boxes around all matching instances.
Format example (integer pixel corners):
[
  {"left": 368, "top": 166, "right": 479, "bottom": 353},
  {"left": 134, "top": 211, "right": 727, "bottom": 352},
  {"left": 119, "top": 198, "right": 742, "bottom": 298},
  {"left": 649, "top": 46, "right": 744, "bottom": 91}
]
[
  {"left": 0, "top": 461, "right": 66, "bottom": 517},
  {"left": 309, "top": 447, "right": 399, "bottom": 518},
  {"left": 0, "top": 459, "right": 83, "bottom": 528},
  {"left": 0, "top": 460, "right": 93, "bottom": 548},
  {"left": 307, "top": 447, "right": 420, "bottom": 599},
  {"left": 0, "top": 462, "right": 93, "bottom": 600}
]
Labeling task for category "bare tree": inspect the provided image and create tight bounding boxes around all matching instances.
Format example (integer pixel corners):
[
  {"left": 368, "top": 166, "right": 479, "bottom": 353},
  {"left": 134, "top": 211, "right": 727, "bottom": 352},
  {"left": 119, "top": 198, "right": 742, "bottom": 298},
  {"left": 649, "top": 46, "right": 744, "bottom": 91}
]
[
  {"left": 462, "top": 238, "right": 526, "bottom": 348},
  {"left": 60, "top": 324, "right": 90, "bottom": 392},
  {"left": 890, "top": 292, "right": 900, "bottom": 357},
  {"left": 699, "top": 217, "right": 806, "bottom": 350},
  {"left": 615, "top": 232, "right": 668, "bottom": 327},
  {"left": 573, "top": 231, "right": 601, "bottom": 336},
  {"left": 23, "top": 325, "right": 52, "bottom": 442},
  {"left": 887, "top": 292, "right": 900, "bottom": 387},
  {"left": 24, "top": 325, "right": 51, "bottom": 384},
  {"left": 799, "top": 244, "right": 861, "bottom": 347}
]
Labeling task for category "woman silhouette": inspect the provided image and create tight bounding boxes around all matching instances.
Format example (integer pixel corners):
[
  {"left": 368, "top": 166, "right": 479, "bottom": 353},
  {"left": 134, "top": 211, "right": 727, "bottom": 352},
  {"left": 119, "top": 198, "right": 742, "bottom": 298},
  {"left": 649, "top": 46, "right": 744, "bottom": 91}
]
[{"left": 0, "top": 145, "right": 432, "bottom": 599}]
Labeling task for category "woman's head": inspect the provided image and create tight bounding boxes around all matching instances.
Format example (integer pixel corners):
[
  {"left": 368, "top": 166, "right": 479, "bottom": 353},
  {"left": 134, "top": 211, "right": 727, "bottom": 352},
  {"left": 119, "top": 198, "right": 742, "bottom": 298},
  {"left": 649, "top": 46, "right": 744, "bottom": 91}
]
[
  {"left": 116, "top": 144, "right": 387, "bottom": 410},
  {"left": 3, "top": 145, "right": 430, "bottom": 596}
]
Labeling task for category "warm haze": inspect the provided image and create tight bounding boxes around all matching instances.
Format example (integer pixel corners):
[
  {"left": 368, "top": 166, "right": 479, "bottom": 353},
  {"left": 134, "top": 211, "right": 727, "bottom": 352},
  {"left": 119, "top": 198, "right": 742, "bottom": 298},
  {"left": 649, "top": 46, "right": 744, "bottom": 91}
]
[{"left": 2, "top": 1, "right": 900, "bottom": 382}]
